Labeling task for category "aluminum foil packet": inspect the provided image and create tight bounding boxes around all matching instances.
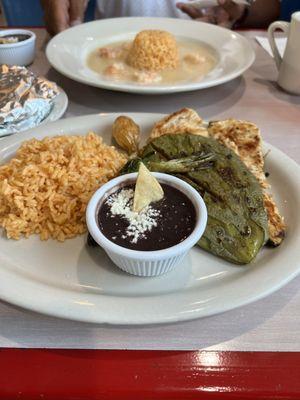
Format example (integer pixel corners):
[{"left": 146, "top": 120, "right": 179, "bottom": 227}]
[{"left": 0, "top": 64, "right": 59, "bottom": 136}]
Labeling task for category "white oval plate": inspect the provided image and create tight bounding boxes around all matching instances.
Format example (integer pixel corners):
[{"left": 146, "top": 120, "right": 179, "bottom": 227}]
[
  {"left": 0, "top": 87, "right": 68, "bottom": 138},
  {"left": 46, "top": 18, "right": 255, "bottom": 94},
  {"left": 0, "top": 113, "right": 299, "bottom": 325}
]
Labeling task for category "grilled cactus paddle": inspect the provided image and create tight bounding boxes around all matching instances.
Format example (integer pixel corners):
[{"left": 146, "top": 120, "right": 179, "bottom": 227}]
[{"left": 121, "top": 134, "right": 269, "bottom": 264}]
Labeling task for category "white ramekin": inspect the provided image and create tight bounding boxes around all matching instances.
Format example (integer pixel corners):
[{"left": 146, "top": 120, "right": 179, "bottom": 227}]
[
  {"left": 86, "top": 172, "right": 207, "bottom": 277},
  {"left": 0, "top": 29, "right": 36, "bottom": 66}
]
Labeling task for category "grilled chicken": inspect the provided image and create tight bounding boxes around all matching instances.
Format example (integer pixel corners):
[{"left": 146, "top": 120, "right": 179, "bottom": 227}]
[
  {"left": 149, "top": 108, "right": 208, "bottom": 141},
  {"left": 207, "top": 119, "right": 285, "bottom": 246}
]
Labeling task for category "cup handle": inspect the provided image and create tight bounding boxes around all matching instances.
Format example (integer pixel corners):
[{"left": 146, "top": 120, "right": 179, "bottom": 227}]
[{"left": 268, "top": 21, "right": 290, "bottom": 70}]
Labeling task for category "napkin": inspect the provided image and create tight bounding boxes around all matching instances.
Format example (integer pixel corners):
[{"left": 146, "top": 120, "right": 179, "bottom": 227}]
[{"left": 255, "top": 36, "right": 287, "bottom": 58}]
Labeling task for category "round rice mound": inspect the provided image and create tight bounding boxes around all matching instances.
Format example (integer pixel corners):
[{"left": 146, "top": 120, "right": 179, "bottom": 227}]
[
  {"left": 0, "top": 132, "right": 127, "bottom": 241},
  {"left": 127, "top": 30, "right": 179, "bottom": 71}
]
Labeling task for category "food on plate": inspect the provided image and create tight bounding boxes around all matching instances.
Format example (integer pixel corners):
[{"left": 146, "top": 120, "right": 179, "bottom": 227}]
[
  {"left": 98, "top": 45, "right": 127, "bottom": 59},
  {"left": 207, "top": 119, "right": 286, "bottom": 246},
  {"left": 103, "top": 62, "right": 126, "bottom": 79},
  {"left": 112, "top": 115, "right": 140, "bottom": 155},
  {"left": 133, "top": 70, "right": 162, "bottom": 84},
  {"left": 208, "top": 119, "right": 267, "bottom": 188},
  {"left": 149, "top": 107, "right": 208, "bottom": 140},
  {"left": 86, "top": 109, "right": 285, "bottom": 264},
  {"left": 87, "top": 30, "right": 217, "bottom": 85},
  {"left": 0, "top": 64, "right": 59, "bottom": 136},
  {"left": 147, "top": 109, "right": 286, "bottom": 247},
  {"left": 184, "top": 53, "right": 207, "bottom": 64},
  {"left": 133, "top": 163, "right": 164, "bottom": 212},
  {"left": 263, "top": 193, "right": 286, "bottom": 246},
  {"left": 0, "top": 133, "right": 126, "bottom": 241},
  {"left": 127, "top": 30, "right": 179, "bottom": 72},
  {"left": 97, "top": 164, "right": 197, "bottom": 251},
  {"left": 1, "top": 105, "right": 285, "bottom": 267},
  {"left": 123, "top": 148, "right": 215, "bottom": 175},
  {"left": 121, "top": 133, "right": 270, "bottom": 264}
]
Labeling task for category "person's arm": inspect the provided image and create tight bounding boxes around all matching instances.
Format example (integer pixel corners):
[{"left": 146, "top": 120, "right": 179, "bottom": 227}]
[
  {"left": 177, "top": 0, "right": 280, "bottom": 29},
  {"left": 40, "top": 0, "right": 88, "bottom": 36},
  {"left": 240, "top": 0, "right": 280, "bottom": 28}
]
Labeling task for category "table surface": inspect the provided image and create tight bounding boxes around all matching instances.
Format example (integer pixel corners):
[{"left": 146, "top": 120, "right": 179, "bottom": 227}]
[{"left": 0, "top": 28, "right": 299, "bottom": 352}]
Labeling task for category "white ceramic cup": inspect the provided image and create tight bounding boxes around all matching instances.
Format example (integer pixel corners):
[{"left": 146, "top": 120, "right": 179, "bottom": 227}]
[
  {"left": 86, "top": 172, "right": 208, "bottom": 277},
  {"left": 268, "top": 11, "right": 300, "bottom": 95},
  {"left": 0, "top": 29, "right": 36, "bottom": 66}
]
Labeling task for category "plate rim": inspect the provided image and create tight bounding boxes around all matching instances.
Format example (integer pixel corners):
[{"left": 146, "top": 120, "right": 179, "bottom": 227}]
[
  {"left": 46, "top": 17, "right": 255, "bottom": 94},
  {"left": 43, "top": 86, "right": 69, "bottom": 124},
  {"left": 0, "top": 112, "right": 299, "bottom": 325}
]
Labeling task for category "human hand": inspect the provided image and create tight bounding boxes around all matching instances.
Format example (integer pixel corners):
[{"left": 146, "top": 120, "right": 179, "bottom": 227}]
[
  {"left": 41, "top": 0, "right": 88, "bottom": 36},
  {"left": 176, "top": 0, "right": 246, "bottom": 28}
]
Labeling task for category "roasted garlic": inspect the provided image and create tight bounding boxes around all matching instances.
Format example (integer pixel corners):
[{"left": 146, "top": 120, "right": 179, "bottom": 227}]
[{"left": 112, "top": 116, "right": 140, "bottom": 155}]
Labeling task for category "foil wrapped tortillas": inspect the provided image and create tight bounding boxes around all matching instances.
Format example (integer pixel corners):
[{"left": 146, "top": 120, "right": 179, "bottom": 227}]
[{"left": 0, "top": 64, "right": 59, "bottom": 136}]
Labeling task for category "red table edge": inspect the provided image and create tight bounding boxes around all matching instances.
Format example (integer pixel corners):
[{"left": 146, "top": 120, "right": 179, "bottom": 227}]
[{"left": 0, "top": 349, "right": 299, "bottom": 400}]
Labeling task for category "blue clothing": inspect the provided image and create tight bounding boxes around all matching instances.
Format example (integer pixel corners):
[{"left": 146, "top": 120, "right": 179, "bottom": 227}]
[
  {"left": 1, "top": 0, "right": 96, "bottom": 27},
  {"left": 281, "top": 0, "right": 300, "bottom": 20},
  {"left": 2, "top": 0, "right": 300, "bottom": 27}
]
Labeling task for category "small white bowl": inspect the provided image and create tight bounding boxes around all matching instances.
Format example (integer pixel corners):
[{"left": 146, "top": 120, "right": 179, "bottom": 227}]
[
  {"left": 86, "top": 172, "right": 208, "bottom": 277},
  {"left": 0, "top": 29, "right": 36, "bottom": 66}
]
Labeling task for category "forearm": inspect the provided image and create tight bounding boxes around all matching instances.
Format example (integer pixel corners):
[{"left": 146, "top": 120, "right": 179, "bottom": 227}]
[
  {"left": 241, "top": 0, "right": 280, "bottom": 28},
  {"left": 41, "top": 0, "right": 88, "bottom": 35}
]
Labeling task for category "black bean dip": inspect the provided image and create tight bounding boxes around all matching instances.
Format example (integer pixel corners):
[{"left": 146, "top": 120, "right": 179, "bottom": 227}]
[{"left": 97, "top": 183, "right": 196, "bottom": 251}]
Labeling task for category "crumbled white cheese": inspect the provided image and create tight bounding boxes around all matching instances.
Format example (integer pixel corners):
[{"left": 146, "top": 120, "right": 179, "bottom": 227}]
[{"left": 106, "top": 188, "right": 160, "bottom": 243}]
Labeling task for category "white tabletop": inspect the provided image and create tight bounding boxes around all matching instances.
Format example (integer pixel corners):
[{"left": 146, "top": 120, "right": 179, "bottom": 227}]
[{"left": 0, "top": 28, "right": 299, "bottom": 351}]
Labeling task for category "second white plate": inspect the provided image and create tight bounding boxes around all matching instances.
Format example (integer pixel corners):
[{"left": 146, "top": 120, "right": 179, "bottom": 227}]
[{"left": 46, "top": 18, "right": 255, "bottom": 94}]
